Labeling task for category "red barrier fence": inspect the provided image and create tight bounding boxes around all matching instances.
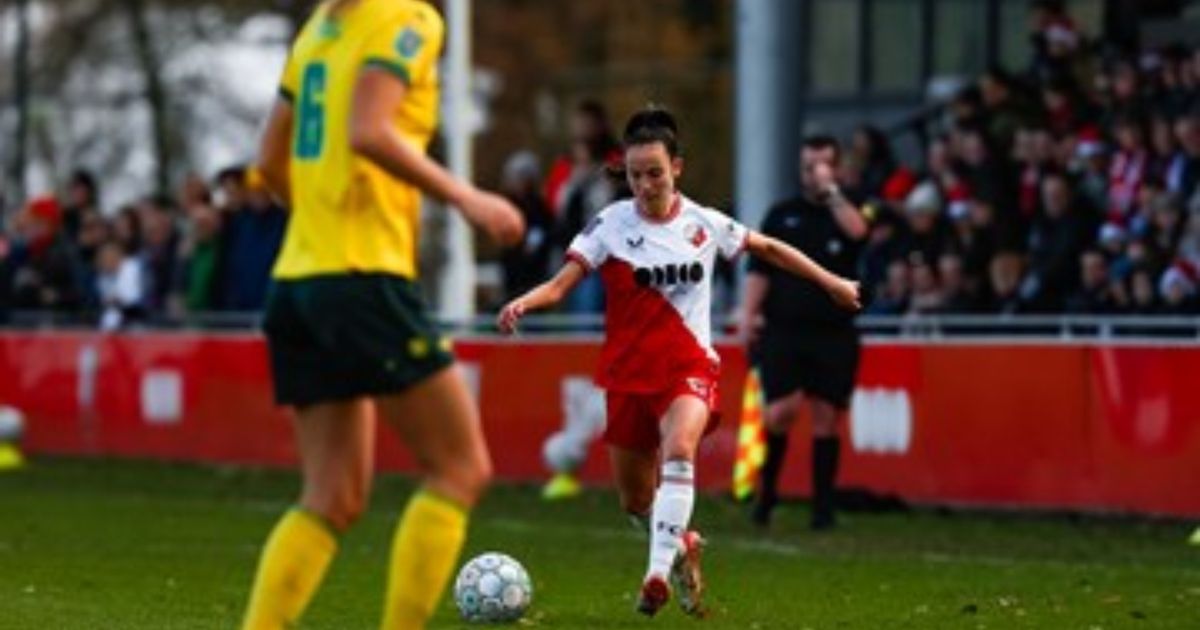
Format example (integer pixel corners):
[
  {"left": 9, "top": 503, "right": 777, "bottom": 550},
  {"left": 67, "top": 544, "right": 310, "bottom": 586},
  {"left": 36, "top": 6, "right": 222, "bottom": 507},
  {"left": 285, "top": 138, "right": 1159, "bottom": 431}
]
[{"left": 3, "top": 332, "right": 1198, "bottom": 516}]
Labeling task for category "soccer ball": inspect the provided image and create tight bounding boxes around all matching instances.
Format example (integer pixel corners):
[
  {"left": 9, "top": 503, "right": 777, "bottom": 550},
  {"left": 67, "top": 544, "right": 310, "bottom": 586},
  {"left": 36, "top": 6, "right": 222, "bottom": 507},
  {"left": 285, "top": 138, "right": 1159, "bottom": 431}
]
[{"left": 453, "top": 552, "right": 532, "bottom": 623}]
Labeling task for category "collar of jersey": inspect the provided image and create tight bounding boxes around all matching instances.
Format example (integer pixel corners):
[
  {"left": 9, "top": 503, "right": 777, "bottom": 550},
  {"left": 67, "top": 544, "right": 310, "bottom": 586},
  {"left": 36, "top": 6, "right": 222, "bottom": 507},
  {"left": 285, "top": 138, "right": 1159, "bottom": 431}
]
[{"left": 636, "top": 194, "right": 682, "bottom": 225}]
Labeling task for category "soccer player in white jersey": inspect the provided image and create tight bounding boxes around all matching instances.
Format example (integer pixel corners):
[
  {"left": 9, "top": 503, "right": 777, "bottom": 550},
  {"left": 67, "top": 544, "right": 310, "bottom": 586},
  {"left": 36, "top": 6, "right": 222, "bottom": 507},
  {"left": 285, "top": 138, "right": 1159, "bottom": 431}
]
[{"left": 497, "top": 107, "right": 860, "bottom": 618}]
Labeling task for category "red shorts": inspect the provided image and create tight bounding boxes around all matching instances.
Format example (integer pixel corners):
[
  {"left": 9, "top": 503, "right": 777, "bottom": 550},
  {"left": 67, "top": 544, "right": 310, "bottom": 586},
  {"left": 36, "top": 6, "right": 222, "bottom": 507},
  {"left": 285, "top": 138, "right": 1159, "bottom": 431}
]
[{"left": 603, "top": 373, "right": 721, "bottom": 453}]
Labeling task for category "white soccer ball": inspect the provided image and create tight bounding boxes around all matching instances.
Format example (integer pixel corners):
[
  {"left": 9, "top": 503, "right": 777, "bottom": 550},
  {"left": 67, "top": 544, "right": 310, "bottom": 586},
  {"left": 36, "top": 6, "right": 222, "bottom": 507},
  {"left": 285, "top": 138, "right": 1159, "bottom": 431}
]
[
  {"left": 453, "top": 552, "right": 532, "bottom": 623},
  {"left": 0, "top": 406, "right": 25, "bottom": 443}
]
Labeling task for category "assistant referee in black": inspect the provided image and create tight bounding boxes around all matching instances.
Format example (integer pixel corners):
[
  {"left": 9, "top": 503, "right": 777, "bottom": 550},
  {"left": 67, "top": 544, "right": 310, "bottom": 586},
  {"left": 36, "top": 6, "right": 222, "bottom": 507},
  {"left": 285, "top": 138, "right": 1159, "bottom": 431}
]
[{"left": 737, "top": 135, "right": 868, "bottom": 530}]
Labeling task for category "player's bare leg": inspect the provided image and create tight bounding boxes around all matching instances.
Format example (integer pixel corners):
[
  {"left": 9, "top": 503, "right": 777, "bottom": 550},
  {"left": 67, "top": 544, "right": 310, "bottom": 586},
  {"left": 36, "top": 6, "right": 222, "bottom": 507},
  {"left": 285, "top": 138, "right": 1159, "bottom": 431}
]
[
  {"left": 610, "top": 446, "right": 658, "bottom": 532},
  {"left": 242, "top": 401, "right": 374, "bottom": 630},
  {"left": 375, "top": 365, "right": 492, "bottom": 629},
  {"left": 295, "top": 400, "right": 377, "bottom": 531}
]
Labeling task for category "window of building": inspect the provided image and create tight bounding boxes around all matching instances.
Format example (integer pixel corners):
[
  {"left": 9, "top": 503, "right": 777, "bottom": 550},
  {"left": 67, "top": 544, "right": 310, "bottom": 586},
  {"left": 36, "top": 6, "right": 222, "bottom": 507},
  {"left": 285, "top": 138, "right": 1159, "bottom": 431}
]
[
  {"left": 870, "top": 0, "right": 924, "bottom": 93},
  {"left": 933, "top": 0, "right": 987, "bottom": 78},
  {"left": 999, "top": 0, "right": 1032, "bottom": 72},
  {"left": 809, "top": 0, "right": 862, "bottom": 94}
]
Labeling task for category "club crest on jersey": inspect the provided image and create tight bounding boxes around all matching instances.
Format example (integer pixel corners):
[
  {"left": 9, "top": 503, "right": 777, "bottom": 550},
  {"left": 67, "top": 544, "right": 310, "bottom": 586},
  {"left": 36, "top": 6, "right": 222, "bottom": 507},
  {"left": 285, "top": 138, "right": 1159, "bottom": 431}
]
[
  {"left": 685, "top": 223, "right": 707, "bottom": 247},
  {"left": 395, "top": 27, "right": 425, "bottom": 59}
]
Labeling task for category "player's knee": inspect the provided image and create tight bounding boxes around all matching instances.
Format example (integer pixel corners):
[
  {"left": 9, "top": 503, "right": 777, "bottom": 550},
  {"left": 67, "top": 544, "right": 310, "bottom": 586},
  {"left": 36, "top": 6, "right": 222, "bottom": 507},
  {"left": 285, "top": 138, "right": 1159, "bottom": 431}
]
[
  {"left": 660, "top": 439, "right": 697, "bottom": 463},
  {"left": 468, "top": 453, "right": 494, "bottom": 495},
  {"left": 305, "top": 490, "right": 368, "bottom": 532},
  {"left": 433, "top": 452, "right": 492, "bottom": 506}
]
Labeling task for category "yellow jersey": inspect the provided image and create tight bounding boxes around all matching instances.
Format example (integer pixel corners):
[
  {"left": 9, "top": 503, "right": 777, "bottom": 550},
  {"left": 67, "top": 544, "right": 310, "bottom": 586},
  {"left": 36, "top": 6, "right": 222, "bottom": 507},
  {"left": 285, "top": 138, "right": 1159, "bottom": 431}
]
[{"left": 272, "top": 0, "right": 444, "bottom": 280}]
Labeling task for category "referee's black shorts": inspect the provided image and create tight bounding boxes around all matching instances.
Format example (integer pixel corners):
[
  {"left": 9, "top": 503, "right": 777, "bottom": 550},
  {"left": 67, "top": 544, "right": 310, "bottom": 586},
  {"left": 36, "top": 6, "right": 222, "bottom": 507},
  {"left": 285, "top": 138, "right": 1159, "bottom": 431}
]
[{"left": 755, "top": 324, "right": 860, "bottom": 409}]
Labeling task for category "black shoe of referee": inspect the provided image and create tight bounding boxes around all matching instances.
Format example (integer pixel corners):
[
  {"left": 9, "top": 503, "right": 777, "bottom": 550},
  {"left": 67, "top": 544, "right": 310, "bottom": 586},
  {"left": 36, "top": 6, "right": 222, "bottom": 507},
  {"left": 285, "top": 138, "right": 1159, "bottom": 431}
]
[{"left": 751, "top": 493, "right": 776, "bottom": 528}]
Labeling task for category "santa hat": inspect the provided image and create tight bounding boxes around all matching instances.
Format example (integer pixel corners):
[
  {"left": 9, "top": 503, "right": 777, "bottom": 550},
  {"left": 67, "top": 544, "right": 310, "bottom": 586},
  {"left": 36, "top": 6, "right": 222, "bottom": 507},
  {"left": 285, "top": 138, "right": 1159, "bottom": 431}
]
[
  {"left": 1075, "top": 125, "right": 1106, "bottom": 159},
  {"left": 1159, "top": 260, "right": 1199, "bottom": 297},
  {"left": 1098, "top": 221, "right": 1127, "bottom": 245},
  {"left": 904, "top": 181, "right": 942, "bottom": 216},
  {"left": 945, "top": 182, "right": 972, "bottom": 220}
]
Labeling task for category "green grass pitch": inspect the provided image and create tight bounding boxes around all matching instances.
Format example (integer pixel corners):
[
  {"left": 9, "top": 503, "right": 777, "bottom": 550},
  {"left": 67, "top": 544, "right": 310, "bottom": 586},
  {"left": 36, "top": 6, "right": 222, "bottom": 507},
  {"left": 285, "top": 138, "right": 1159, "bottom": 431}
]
[{"left": 1, "top": 458, "right": 1197, "bottom": 629}]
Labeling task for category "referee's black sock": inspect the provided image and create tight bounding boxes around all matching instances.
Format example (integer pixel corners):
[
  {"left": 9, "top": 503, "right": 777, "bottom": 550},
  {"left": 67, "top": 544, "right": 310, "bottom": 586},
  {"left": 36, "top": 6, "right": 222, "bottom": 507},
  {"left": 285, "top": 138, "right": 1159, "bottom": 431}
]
[
  {"left": 752, "top": 431, "right": 789, "bottom": 526},
  {"left": 811, "top": 436, "right": 840, "bottom": 530}
]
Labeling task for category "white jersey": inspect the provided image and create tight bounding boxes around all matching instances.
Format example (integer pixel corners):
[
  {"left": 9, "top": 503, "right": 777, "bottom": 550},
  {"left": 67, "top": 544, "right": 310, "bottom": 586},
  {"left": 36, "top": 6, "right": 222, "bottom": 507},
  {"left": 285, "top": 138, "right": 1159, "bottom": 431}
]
[{"left": 567, "top": 195, "right": 749, "bottom": 392}]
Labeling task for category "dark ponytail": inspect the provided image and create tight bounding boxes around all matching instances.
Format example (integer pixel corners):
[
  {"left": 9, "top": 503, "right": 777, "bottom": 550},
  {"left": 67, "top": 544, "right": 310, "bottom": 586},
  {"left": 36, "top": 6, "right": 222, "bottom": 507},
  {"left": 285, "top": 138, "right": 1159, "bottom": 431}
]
[{"left": 622, "top": 106, "right": 680, "bottom": 157}]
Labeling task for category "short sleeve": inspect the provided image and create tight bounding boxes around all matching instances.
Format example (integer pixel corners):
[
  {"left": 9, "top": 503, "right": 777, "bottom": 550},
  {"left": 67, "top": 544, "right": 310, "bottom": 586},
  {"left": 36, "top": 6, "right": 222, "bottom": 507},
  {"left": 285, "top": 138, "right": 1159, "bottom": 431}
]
[
  {"left": 360, "top": 6, "right": 445, "bottom": 86},
  {"left": 566, "top": 214, "right": 610, "bottom": 272},
  {"left": 702, "top": 208, "right": 749, "bottom": 261},
  {"left": 278, "top": 52, "right": 301, "bottom": 103}
]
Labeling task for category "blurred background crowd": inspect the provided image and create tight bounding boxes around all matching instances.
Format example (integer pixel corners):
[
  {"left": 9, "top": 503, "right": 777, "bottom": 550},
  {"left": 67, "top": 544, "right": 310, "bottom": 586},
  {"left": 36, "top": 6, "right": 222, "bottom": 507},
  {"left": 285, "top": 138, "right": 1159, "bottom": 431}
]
[
  {"left": 0, "top": 167, "right": 286, "bottom": 328},
  {"left": 2, "top": 0, "right": 1198, "bottom": 329},
  {"left": 851, "top": 0, "right": 1200, "bottom": 316}
]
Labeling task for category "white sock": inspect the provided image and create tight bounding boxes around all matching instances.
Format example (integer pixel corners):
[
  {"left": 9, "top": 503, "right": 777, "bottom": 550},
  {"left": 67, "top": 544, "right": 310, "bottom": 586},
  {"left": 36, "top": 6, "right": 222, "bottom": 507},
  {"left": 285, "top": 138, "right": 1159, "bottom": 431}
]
[{"left": 647, "top": 459, "right": 695, "bottom": 578}]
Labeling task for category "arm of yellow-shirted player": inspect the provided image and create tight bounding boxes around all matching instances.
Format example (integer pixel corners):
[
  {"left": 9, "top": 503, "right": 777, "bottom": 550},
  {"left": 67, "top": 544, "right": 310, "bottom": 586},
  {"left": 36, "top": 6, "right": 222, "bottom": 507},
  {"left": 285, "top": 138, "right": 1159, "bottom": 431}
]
[
  {"left": 744, "top": 231, "right": 861, "bottom": 312},
  {"left": 348, "top": 69, "right": 523, "bottom": 247},
  {"left": 257, "top": 100, "right": 293, "bottom": 208},
  {"left": 496, "top": 261, "right": 587, "bottom": 334},
  {"left": 257, "top": 49, "right": 300, "bottom": 208}
]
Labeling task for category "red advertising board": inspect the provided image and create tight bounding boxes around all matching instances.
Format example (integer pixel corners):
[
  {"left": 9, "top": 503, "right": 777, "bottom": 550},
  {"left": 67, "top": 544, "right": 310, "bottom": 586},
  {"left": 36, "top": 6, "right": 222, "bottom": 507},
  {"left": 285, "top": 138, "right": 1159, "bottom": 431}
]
[{"left": 2, "top": 332, "right": 1197, "bottom": 516}]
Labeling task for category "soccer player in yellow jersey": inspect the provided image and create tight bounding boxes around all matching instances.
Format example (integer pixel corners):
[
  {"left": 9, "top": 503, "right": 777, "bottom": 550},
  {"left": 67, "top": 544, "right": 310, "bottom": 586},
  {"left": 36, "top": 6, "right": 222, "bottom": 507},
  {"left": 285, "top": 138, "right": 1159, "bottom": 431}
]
[{"left": 239, "top": 1, "right": 523, "bottom": 629}]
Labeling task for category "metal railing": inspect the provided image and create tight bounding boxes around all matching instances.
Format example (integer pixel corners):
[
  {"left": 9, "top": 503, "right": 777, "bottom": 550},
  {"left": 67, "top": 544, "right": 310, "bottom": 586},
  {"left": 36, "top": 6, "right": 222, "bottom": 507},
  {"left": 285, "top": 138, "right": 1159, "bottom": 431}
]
[
  {"left": 3, "top": 309, "right": 1198, "bottom": 342},
  {"left": 855, "top": 315, "right": 1200, "bottom": 342}
]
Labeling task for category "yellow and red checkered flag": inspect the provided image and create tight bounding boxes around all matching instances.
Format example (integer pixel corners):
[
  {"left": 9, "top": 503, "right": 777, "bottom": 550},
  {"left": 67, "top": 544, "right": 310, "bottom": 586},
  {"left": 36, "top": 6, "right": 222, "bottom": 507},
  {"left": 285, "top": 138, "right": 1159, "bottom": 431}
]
[{"left": 731, "top": 368, "right": 766, "bottom": 501}]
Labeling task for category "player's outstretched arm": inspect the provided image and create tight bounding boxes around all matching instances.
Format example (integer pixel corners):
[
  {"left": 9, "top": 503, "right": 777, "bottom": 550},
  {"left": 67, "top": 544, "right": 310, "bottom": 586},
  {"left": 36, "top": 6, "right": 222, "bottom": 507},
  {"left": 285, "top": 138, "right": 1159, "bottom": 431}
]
[
  {"left": 257, "top": 99, "right": 294, "bottom": 207},
  {"left": 496, "top": 261, "right": 587, "bottom": 334},
  {"left": 744, "top": 231, "right": 861, "bottom": 311},
  {"left": 349, "top": 67, "right": 524, "bottom": 246}
]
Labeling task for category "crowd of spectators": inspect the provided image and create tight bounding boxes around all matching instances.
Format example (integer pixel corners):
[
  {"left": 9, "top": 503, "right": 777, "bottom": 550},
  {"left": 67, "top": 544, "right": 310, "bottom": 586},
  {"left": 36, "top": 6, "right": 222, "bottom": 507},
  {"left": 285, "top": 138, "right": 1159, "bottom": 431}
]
[
  {"left": 0, "top": 95, "right": 626, "bottom": 331},
  {"left": 0, "top": 167, "right": 286, "bottom": 329},
  {"left": 850, "top": 1, "right": 1200, "bottom": 316},
  {"left": 4, "top": 2, "right": 1199, "bottom": 329}
]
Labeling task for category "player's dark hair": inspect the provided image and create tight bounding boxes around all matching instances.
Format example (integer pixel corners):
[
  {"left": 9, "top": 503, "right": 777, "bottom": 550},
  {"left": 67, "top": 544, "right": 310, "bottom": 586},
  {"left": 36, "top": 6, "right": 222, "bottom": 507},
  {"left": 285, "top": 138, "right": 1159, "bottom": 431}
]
[
  {"left": 802, "top": 134, "right": 841, "bottom": 161},
  {"left": 622, "top": 106, "right": 680, "bottom": 157}
]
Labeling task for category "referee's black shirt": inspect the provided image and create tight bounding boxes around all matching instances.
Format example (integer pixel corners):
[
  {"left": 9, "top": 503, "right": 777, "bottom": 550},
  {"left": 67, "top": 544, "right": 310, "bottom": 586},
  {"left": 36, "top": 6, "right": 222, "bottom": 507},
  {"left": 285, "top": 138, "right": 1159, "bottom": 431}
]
[{"left": 747, "top": 194, "right": 864, "bottom": 330}]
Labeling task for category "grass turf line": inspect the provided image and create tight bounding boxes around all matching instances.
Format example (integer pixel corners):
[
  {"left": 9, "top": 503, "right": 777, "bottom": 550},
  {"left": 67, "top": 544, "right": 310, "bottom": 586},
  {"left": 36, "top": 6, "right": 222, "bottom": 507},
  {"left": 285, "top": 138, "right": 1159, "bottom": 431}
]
[{"left": 0, "top": 458, "right": 1197, "bottom": 629}]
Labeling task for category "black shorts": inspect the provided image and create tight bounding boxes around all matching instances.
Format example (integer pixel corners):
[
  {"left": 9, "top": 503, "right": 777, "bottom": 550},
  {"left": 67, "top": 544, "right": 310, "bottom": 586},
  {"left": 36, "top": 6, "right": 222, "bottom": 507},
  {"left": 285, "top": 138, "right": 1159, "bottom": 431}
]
[
  {"left": 755, "top": 325, "right": 860, "bottom": 409},
  {"left": 263, "top": 273, "right": 454, "bottom": 407}
]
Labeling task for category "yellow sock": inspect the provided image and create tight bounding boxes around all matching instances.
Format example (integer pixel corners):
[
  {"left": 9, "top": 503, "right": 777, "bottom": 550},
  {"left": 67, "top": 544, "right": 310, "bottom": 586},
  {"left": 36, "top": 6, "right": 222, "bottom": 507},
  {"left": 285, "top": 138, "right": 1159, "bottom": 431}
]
[
  {"left": 381, "top": 490, "right": 469, "bottom": 630},
  {"left": 241, "top": 508, "right": 338, "bottom": 630}
]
